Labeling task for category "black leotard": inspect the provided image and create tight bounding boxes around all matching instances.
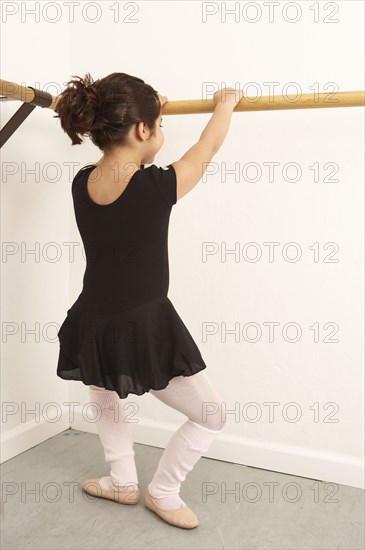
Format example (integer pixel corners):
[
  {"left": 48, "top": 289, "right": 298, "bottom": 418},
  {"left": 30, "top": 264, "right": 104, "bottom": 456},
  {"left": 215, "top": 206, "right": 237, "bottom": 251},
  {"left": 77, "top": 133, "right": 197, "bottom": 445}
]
[{"left": 56, "top": 163, "right": 207, "bottom": 398}]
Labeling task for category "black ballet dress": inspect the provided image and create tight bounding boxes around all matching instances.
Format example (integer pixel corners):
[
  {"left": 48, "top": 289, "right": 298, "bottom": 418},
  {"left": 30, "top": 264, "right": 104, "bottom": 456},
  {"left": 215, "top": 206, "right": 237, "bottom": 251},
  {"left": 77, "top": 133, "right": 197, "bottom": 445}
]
[{"left": 56, "top": 163, "right": 207, "bottom": 399}]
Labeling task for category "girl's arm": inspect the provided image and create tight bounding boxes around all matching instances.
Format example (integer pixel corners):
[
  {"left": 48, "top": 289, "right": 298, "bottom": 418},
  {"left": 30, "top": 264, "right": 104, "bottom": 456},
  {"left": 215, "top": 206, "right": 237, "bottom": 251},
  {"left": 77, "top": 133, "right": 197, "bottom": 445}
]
[{"left": 171, "top": 88, "right": 243, "bottom": 201}]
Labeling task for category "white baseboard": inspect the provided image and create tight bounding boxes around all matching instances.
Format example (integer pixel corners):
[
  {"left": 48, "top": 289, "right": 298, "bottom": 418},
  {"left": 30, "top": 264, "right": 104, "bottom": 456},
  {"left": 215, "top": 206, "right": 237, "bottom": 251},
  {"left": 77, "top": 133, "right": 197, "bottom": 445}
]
[
  {"left": 1, "top": 413, "right": 70, "bottom": 463},
  {"left": 1, "top": 407, "right": 363, "bottom": 490},
  {"left": 72, "top": 407, "right": 364, "bottom": 490}
]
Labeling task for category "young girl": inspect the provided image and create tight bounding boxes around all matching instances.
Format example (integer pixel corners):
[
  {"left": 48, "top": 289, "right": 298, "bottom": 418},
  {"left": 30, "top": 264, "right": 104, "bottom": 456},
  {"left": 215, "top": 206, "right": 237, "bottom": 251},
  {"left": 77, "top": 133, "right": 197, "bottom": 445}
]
[{"left": 55, "top": 72, "right": 242, "bottom": 529}]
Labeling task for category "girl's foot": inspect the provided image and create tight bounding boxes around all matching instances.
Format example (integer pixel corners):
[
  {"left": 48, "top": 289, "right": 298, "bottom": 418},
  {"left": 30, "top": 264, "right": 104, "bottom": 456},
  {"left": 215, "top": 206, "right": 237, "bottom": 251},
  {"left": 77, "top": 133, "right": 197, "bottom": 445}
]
[
  {"left": 147, "top": 484, "right": 186, "bottom": 510},
  {"left": 81, "top": 477, "right": 139, "bottom": 505},
  {"left": 144, "top": 488, "right": 199, "bottom": 529}
]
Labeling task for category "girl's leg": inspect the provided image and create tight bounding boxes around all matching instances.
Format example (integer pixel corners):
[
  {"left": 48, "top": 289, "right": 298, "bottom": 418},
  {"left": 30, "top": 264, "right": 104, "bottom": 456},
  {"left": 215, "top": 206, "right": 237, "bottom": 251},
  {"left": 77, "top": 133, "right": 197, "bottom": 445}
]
[
  {"left": 88, "top": 385, "right": 139, "bottom": 492},
  {"left": 147, "top": 369, "right": 226, "bottom": 509}
]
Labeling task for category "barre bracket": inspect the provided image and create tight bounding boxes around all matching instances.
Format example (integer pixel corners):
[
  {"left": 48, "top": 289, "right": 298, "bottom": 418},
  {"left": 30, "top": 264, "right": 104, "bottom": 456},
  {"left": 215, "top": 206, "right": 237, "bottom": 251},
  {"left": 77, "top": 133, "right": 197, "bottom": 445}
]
[{"left": 0, "top": 87, "right": 53, "bottom": 148}]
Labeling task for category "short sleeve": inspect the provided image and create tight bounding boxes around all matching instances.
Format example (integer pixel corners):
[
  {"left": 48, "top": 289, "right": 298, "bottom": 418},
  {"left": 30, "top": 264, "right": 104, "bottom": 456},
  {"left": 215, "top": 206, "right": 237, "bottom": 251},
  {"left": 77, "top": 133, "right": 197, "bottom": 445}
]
[{"left": 150, "top": 164, "right": 177, "bottom": 207}]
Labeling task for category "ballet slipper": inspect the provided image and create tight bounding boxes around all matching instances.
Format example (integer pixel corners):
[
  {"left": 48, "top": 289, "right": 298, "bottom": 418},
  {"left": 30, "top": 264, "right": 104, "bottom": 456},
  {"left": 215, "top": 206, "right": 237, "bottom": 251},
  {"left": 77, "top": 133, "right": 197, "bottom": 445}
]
[
  {"left": 81, "top": 477, "right": 139, "bottom": 505},
  {"left": 143, "top": 488, "right": 199, "bottom": 529}
]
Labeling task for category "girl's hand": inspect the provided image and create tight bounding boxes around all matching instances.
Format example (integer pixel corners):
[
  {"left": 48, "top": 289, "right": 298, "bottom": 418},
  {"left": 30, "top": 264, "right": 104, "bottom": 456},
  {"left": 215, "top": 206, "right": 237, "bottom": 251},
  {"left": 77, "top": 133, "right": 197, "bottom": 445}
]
[
  {"left": 213, "top": 87, "right": 243, "bottom": 107},
  {"left": 158, "top": 94, "right": 168, "bottom": 107}
]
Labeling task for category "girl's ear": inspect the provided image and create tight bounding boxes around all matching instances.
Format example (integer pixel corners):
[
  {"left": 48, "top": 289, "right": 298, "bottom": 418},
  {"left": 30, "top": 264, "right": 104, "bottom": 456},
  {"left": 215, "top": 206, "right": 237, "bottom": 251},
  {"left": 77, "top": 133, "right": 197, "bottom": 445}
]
[{"left": 135, "top": 120, "right": 148, "bottom": 140}]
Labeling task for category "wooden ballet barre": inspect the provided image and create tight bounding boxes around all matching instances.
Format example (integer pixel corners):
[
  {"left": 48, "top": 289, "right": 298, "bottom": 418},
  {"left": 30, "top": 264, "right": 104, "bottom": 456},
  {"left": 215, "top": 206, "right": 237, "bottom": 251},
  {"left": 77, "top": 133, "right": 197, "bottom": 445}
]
[
  {"left": 162, "top": 90, "right": 365, "bottom": 114},
  {"left": 1, "top": 78, "right": 364, "bottom": 148},
  {"left": 0, "top": 79, "right": 56, "bottom": 107},
  {"left": 1, "top": 79, "right": 364, "bottom": 113}
]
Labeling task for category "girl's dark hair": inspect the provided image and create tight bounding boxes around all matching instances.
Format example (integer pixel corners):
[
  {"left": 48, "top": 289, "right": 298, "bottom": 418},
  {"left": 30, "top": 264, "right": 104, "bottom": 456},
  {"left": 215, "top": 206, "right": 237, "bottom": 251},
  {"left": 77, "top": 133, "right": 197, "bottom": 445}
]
[{"left": 54, "top": 72, "right": 161, "bottom": 150}]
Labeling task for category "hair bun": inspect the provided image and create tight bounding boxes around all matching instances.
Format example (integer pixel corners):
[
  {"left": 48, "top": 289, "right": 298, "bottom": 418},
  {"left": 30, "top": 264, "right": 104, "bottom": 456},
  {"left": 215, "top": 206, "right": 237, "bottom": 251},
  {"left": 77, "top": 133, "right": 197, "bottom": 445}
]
[
  {"left": 55, "top": 71, "right": 160, "bottom": 148},
  {"left": 80, "top": 73, "right": 99, "bottom": 121}
]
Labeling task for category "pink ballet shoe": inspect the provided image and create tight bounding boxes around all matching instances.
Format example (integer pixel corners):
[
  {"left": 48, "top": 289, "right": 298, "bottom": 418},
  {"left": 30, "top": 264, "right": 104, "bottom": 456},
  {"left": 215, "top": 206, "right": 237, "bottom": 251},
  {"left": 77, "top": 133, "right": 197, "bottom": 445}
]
[
  {"left": 143, "top": 488, "right": 199, "bottom": 529},
  {"left": 81, "top": 477, "right": 139, "bottom": 505}
]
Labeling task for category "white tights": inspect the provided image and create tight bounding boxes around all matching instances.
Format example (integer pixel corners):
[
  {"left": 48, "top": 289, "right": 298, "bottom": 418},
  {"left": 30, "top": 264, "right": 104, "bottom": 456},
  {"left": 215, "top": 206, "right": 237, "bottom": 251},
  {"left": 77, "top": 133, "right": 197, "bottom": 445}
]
[{"left": 89, "top": 370, "right": 226, "bottom": 509}]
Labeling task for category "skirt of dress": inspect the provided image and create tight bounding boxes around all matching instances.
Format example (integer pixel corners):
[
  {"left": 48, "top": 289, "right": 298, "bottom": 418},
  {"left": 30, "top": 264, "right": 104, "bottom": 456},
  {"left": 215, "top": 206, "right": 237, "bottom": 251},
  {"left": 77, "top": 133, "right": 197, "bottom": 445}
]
[{"left": 56, "top": 296, "right": 207, "bottom": 399}]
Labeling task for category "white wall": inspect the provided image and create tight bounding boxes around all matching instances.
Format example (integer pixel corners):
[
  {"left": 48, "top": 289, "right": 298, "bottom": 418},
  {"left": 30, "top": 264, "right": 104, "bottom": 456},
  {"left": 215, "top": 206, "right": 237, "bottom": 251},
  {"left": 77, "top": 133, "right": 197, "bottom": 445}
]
[{"left": 1, "top": 1, "right": 364, "bottom": 489}]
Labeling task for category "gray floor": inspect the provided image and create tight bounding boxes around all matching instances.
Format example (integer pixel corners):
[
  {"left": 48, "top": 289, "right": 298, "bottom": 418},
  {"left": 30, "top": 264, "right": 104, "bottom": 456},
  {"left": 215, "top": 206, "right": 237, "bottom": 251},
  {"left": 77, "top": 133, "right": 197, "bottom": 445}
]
[{"left": 1, "top": 428, "right": 364, "bottom": 550}]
